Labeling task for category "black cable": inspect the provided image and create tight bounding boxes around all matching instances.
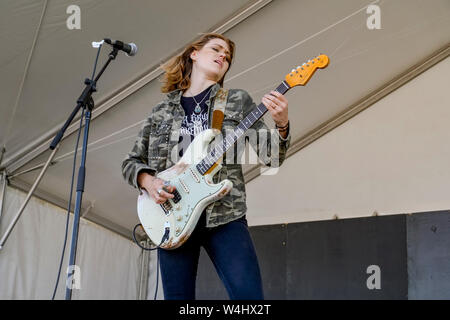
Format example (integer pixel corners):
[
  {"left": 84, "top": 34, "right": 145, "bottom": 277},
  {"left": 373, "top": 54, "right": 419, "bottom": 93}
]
[
  {"left": 51, "top": 44, "right": 103, "bottom": 300},
  {"left": 132, "top": 224, "right": 158, "bottom": 251},
  {"left": 132, "top": 223, "right": 169, "bottom": 300},
  {"left": 51, "top": 108, "right": 85, "bottom": 300},
  {"left": 154, "top": 249, "right": 160, "bottom": 300}
]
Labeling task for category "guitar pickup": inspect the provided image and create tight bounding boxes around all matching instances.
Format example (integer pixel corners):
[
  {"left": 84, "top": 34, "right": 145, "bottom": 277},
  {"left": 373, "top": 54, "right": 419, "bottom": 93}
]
[{"left": 172, "top": 189, "right": 182, "bottom": 203}]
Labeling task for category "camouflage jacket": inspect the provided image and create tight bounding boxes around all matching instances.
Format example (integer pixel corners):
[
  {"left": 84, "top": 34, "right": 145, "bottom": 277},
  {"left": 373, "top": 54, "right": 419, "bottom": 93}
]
[{"left": 121, "top": 83, "right": 291, "bottom": 228}]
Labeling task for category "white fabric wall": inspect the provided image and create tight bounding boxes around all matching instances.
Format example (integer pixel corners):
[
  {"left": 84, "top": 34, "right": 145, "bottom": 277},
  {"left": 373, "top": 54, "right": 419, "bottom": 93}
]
[
  {"left": 0, "top": 186, "right": 142, "bottom": 299},
  {"left": 147, "top": 250, "right": 163, "bottom": 300},
  {"left": 245, "top": 57, "right": 450, "bottom": 226}
]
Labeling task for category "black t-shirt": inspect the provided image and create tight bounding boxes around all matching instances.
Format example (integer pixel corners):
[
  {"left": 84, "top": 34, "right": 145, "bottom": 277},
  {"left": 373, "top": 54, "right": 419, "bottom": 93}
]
[{"left": 178, "top": 85, "right": 213, "bottom": 158}]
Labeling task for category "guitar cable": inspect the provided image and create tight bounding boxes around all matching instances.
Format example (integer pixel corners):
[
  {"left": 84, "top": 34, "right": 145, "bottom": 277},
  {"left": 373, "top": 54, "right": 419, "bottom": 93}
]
[
  {"left": 132, "top": 223, "right": 169, "bottom": 251},
  {"left": 132, "top": 223, "right": 170, "bottom": 300},
  {"left": 51, "top": 108, "right": 85, "bottom": 300}
]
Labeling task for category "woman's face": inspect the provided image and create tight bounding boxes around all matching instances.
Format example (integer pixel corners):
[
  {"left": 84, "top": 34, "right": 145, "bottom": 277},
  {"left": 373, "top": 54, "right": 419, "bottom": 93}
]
[{"left": 190, "top": 38, "right": 232, "bottom": 82}]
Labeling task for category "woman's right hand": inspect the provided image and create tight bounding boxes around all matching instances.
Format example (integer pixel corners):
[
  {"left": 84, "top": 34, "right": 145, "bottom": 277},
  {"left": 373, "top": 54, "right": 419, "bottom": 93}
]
[{"left": 138, "top": 172, "right": 175, "bottom": 204}]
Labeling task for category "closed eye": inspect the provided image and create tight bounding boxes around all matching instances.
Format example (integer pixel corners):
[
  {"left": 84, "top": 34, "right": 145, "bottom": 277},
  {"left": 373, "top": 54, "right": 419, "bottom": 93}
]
[{"left": 211, "top": 46, "right": 231, "bottom": 62}]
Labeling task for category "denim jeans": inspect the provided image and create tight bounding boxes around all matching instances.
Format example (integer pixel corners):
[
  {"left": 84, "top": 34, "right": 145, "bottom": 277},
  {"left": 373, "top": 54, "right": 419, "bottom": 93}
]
[{"left": 158, "top": 213, "right": 264, "bottom": 300}]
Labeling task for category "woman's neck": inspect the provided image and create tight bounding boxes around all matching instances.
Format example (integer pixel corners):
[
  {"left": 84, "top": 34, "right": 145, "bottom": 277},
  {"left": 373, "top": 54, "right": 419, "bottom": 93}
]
[{"left": 183, "top": 72, "right": 217, "bottom": 97}]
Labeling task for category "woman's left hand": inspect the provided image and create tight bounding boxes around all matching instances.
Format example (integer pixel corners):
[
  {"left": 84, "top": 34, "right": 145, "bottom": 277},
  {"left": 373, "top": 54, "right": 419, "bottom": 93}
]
[{"left": 262, "top": 91, "right": 289, "bottom": 128}]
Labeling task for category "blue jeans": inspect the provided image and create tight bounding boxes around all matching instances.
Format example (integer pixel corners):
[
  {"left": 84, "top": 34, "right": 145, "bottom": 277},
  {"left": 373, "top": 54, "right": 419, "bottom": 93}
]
[{"left": 158, "top": 213, "right": 264, "bottom": 300}]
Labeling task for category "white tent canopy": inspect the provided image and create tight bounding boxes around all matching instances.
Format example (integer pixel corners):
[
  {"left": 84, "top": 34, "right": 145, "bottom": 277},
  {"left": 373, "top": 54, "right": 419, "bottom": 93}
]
[{"left": 1, "top": 0, "right": 449, "bottom": 240}]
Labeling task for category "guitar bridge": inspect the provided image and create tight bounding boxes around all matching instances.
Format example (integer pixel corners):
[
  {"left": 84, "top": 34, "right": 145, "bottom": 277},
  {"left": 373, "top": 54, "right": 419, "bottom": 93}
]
[{"left": 160, "top": 201, "right": 172, "bottom": 215}]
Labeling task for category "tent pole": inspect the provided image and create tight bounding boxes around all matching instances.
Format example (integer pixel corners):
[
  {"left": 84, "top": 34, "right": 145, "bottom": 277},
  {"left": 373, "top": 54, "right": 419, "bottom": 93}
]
[
  {"left": 0, "top": 146, "right": 5, "bottom": 167},
  {"left": 0, "top": 146, "right": 59, "bottom": 251},
  {"left": 0, "top": 170, "right": 7, "bottom": 228}
]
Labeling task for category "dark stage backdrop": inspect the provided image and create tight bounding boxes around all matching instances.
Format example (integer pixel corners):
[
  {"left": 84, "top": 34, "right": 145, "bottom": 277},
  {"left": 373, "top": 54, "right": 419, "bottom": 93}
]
[{"left": 195, "top": 210, "right": 450, "bottom": 300}]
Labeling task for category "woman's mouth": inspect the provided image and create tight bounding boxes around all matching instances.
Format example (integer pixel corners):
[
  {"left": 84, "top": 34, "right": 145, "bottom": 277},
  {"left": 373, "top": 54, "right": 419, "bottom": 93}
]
[{"left": 214, "top": 60, "right": 223, "bottom": 68}]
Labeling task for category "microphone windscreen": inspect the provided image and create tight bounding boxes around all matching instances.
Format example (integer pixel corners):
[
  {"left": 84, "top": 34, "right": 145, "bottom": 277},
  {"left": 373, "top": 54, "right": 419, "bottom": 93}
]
[{"left": 127, "top": 43, "right": 138, "bottom": 56}]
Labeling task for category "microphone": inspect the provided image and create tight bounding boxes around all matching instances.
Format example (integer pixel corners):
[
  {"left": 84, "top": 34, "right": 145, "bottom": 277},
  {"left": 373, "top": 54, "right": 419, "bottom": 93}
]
[{"left": 103, "top": 38, "right": 138, "bottom": 56}]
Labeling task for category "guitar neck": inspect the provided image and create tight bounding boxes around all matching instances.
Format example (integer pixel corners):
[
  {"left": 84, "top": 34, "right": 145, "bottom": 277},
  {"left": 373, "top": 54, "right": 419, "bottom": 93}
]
[{"left": 196, "top": 81, "right": 290, "bottom": 175}]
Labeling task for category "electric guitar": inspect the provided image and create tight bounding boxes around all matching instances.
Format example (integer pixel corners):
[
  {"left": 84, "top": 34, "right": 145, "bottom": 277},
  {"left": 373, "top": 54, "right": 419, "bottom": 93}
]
[{"left": 137, "top": 54, "right": 329, "bottom": 249}]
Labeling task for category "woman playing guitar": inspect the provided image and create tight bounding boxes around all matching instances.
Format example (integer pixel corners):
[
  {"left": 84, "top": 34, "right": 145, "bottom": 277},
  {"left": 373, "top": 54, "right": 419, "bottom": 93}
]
[{"left": 122, "top": 33, "right": 291, "bottom": 300}]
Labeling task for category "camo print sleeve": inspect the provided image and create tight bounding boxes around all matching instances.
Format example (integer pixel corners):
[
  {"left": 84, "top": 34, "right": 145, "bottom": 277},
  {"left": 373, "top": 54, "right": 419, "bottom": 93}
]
[
  {"left": 121, "top": 116, "right": 156, "bottom": 191},
  {"left": 239, "top": 89, "right": 291, "bottom": 167}
]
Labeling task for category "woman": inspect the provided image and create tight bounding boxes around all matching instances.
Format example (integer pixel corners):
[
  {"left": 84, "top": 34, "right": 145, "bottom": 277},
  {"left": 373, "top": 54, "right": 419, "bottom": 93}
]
[{"left": 122, "top": 33, "right": 291, "bottom": 300}]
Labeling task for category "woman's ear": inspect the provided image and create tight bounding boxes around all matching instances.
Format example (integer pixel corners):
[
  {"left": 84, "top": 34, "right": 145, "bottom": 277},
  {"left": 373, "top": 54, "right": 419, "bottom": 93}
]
[{"left": 190, "top": 49, "right": 198, "bottom": 62}]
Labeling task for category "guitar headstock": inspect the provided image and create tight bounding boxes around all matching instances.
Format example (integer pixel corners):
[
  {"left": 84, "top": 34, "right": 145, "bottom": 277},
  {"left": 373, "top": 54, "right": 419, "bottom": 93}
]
[{"left": 285, "top": 54, "right": 329, "bottom": 88}]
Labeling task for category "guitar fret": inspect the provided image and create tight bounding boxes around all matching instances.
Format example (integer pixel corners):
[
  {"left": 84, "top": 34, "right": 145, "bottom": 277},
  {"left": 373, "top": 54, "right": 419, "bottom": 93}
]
[{"left": 277, "top": 81, "right": 289, "bottom": 94}]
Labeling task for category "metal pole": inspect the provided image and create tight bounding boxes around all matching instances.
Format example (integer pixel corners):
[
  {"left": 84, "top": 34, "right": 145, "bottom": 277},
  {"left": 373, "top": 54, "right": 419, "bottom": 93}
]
[
  {"left": 65, "top": 108, "right": 92, "bottom": 300},
  {"left": 0, "top": 146, "right": 5, "bottom": 167},
  {"left": 0, "top": 146, "right": 59, "bottom": 250},
  {"left": 0, "top": 171, "right": 7, "bottom": 226}
]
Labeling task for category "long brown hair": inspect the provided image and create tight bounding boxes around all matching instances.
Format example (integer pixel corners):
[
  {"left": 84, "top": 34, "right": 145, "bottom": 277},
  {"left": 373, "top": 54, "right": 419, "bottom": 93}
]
[{"left": 160, "top": 33, "right": 235, "bottom": 93}]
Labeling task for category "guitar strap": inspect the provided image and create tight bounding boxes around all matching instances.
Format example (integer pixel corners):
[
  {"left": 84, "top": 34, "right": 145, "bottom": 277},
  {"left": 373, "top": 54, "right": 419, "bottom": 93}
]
[
  {"left": 205, "top": 87, "right": 228, "bottom": 171},
  {"left": 211, "top": 88, "right": 228, "bottom": 131}
]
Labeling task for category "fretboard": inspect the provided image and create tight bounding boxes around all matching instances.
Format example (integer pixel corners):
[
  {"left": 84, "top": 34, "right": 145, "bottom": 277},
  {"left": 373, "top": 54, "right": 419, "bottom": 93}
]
[{"left": 196, "top": 81, "right": 290, "bottom": 175}]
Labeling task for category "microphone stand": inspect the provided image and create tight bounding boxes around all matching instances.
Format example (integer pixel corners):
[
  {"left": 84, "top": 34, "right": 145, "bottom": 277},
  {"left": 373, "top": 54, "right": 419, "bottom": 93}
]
[
  {"left": 0, "top": 44, "right": 120, "bottom": 300},
  {"left": 62, "top": 47, "right": 119, "bottom": 300}
]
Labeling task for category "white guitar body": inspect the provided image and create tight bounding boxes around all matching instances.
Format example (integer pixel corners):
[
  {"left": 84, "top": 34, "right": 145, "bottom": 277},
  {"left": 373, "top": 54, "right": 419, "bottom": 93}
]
[{"left": 137, "top": 129, "right": 233, "bottom": 249}]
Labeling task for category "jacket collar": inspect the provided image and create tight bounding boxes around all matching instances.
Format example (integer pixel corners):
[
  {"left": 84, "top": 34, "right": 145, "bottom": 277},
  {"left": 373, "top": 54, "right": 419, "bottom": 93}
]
[{"left": 166, "top": 83, "right": 221, "bottom": 106}]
